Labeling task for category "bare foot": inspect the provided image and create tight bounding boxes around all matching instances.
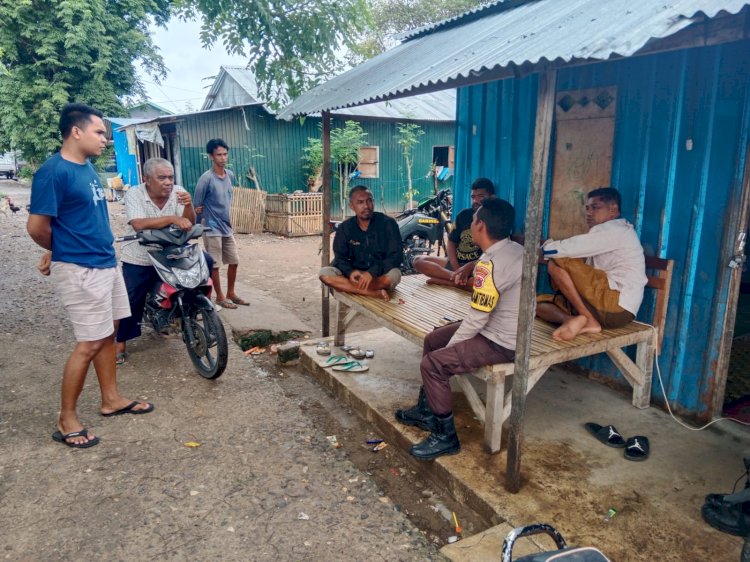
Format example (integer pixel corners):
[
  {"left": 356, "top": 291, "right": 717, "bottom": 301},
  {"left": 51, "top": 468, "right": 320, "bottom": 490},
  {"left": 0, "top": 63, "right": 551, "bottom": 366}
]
[
  {"left": 552, "top": 315, "right": 601, "bottom": 341},
  {"left": 57, "top": 418, "right": 96, "bottom": 446},
  {"left": 377, "top": 289, "right": 389, "bottom": 301},
  {"left": 101, "top": 398, "right": 153, "bottom": 416}
]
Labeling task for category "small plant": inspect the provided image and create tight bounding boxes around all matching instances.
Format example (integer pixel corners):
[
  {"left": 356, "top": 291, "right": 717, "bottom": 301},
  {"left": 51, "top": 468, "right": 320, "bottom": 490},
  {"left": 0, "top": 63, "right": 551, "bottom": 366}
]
[
  {"left": 394, "top": 123, "right": 424, "bottom": 209},
  {"left": 302, "top": 121, "right": 368, "bottom": 217}
]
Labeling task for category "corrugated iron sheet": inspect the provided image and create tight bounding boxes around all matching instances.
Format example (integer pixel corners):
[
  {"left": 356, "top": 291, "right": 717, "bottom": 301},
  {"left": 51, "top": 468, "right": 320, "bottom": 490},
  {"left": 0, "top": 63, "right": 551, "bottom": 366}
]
[
  {"left": 202, "top": 66, "right": 261, "bottom": 110},
  {"left": 452, "top": 40, "right": 750, "bottom": 418},
  {"left": 172, "top": 107, "right": 455, "bottom": 210},
  {"left": 331, "top": 90, "right": 456, "bottom": 122},
  {"left": 279, "top": 0, "right": 749, "bottom": 119},
  {"left": 204, "top": 66, "right": 456, "bottom": 122}
]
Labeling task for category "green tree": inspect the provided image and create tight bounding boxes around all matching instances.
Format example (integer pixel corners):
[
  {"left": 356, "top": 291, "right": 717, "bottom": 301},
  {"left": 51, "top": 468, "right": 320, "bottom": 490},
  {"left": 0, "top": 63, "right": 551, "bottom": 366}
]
[
  {"left": 302, "top": 120, "right": 367, "bottom": 217},
  {"left": 331, "top": 121, "right": 367, "bottom": 217},
  {"left": 175, "top": 0, "right": 369, "bottom": 109},
  {"left": 349, "top": 0, "right": 486, "bottom": 63},
  {"left": 0, "top": 0, "right": 170, "bottom": 167},
  {"left": 394, "top": 122, "right": 424, "bottom": 209}
]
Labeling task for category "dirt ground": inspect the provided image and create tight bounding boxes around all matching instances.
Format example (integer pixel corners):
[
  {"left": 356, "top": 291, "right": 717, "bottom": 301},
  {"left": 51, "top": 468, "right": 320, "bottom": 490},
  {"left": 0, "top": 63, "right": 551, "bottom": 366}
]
[{"left": 0, "top": 180, "right": 487, "bottom": 561}]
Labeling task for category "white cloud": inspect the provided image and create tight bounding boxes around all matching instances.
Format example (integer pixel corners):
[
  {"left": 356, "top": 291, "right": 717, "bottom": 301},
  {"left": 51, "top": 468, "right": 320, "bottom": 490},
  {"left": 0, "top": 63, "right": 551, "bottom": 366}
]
[{"left": 137, "top": 18, "right": 247, "bottom": 113}]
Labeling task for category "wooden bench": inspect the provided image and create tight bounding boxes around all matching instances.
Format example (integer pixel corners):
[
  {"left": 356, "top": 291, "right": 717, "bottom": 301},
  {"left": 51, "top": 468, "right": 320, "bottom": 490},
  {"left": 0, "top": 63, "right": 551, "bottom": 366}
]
[{"left": 330, "top": 256, "right": 673, "bottom": 453}]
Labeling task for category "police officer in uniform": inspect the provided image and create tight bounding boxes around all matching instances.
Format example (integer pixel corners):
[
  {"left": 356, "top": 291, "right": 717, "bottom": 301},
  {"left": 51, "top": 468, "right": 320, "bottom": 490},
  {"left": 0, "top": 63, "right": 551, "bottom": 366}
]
[{"left": 395, "top": 198, "right": 523, "bottom": 460}]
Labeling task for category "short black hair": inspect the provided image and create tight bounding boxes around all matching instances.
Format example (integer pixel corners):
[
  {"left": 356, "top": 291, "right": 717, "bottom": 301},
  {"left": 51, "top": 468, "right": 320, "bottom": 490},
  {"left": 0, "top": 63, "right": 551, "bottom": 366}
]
[
  {"left": 59, "top": 103, "right": 103, "bottom": 139},
  {"left": 476, "top": 198, "right": 514, "bottom": 241},
  {"left": 588, "top": 187, "right": 621, "bottom": 210},
  {"left": 471, "top": 177, "right": 495, "bottom": 195},
  {"left": 206, "top": 138, "right": 229, "bottom": 154},
  {"left": 348, "top": 185, "right": 371, "bottom": 201}
]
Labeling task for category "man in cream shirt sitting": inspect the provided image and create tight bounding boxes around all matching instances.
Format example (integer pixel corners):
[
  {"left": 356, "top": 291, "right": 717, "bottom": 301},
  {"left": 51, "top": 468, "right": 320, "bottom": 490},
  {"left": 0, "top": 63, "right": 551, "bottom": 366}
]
[{"left": 536, "top": 187, "right": 647, "bottom": 341}]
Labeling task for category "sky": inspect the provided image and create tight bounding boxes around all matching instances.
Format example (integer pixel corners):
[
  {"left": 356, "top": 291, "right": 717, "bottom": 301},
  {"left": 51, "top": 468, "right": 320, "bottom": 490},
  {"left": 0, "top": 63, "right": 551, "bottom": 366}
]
[{"left": 139, "top": 18, "right": 247, "bottom": 114}]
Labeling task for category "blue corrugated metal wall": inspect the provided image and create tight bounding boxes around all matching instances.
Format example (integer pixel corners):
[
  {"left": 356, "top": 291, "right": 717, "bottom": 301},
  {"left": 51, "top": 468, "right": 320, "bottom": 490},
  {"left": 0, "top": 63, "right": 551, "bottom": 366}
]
[
  {"left": 173, "top": 107, "right": 455, "bottom": 214},
  {"left": 110, "top": 127, "right": 138, "bottom": 187},
  {"left": 454, "top": 40, "right": 750, "bottom": 418}
]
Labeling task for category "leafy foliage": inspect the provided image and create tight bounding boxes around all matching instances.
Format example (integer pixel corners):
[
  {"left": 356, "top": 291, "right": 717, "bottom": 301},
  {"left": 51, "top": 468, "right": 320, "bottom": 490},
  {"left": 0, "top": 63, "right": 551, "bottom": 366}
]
[
  {"left": 303, "top": 120, "right": 368, "bottom": 217},
  {"left": 0, "top": 0, "right": 170, "bottom": 167},
  {"left": 175, "top": 0, "right": 370, "bottom": 109},
  {"left": 349, "top": 0, "right": 486, "bottom": 63},
  {"left": 394, "top": 122, "right": 424, "bottom": 209}
]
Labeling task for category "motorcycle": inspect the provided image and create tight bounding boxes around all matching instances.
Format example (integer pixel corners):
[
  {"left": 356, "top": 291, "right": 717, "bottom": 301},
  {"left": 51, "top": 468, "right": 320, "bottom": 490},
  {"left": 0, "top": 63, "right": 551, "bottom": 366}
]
[
  {"left": 396, "top": 188, "right": 453, "bottom": 273},
  {"left": 327, "top": 188, "right": 453, "bottom": 274},
  {"left": 116, "top": 224, "right": 228, "bottom": 379}
]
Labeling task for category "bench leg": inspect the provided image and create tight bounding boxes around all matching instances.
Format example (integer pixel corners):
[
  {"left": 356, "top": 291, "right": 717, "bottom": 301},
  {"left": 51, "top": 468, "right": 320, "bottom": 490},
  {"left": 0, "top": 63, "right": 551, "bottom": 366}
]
[
  {"left": 455, "top": 376, "right": 485, "bottom": 424},
  {"left": 333, "top": 300, "right": 349, "bottom": 347},
  {"left": 633, "top": 339, "right": 654, "bottom": 408},
  {"left": 484, "top": 376, "right": 505, "bottom": 454}
]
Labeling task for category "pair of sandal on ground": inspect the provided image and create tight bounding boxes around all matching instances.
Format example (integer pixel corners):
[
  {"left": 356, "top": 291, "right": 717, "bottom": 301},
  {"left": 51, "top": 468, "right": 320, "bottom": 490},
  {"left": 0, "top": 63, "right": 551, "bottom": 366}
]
[
  {"left": 584, "top": 422, "right": 650, "bottom": 461},
  {"left": 52, "top": 401, "right": 155, "bottom": 449},
  {"left": 324, "top": 355, "right": 368, "bottom": 372},
  {"left": 318, "top": 343, "right": 373, "bottom": 372}
]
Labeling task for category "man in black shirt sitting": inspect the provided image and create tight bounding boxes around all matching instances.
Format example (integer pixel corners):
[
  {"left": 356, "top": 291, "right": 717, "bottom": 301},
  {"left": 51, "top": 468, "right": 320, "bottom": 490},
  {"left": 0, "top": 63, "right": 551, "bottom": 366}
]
[
  {"left": 413, "top": 177, "right": 495, "bottom": 290},
  {"left": 319, "top": 185, "right": 403, "bottom": 300}
]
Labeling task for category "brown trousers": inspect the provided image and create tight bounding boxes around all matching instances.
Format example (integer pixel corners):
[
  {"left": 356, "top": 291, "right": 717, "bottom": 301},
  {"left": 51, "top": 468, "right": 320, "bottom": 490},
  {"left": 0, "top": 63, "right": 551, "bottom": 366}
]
[{"left": 421, "top": 322, "right": 515, "bottom": 415}]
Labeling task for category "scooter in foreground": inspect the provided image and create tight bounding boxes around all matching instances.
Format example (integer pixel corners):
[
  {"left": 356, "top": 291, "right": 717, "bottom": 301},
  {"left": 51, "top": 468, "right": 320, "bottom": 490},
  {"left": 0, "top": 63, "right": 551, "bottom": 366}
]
[
  {"left": 502, "top": 523, "right": 610, "bottom": 561},
  {"left": 117, "top": 224, "right": 228, "bottom": 379}
]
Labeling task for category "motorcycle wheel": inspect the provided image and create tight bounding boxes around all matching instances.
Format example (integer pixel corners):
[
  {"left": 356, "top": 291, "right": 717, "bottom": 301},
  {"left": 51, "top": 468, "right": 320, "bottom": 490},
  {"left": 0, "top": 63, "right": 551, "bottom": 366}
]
[
  {"left": 183, "top": 303, "right": 228, "bottom": 379},
  {"left": 402, "top": 234, "right": 430, "bottom": 274}
]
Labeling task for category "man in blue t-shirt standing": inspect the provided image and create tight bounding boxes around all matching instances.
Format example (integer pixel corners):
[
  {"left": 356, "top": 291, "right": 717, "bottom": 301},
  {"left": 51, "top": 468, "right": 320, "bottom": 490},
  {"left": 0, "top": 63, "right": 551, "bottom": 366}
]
[
  {"left": 193, "top": 138, "right": 248, "bottom": 309},
  {"left": 27, "top": 103, "right": 154, "bottom": 449}
]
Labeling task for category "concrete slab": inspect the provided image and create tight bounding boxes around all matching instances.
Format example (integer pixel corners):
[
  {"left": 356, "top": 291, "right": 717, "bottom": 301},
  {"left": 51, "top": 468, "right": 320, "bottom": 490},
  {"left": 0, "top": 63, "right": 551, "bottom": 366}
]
[
  {"left": 299, "top": 327, "right": 748, "bottom": 561},
  {"left": 215, "top": 280, "right": 313, "bottom": 335}
]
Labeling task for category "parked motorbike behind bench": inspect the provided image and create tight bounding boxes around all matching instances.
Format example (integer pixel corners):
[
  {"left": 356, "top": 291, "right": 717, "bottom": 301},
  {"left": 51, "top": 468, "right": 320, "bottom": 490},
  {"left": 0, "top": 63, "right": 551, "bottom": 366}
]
[
  {"left": 396, "top": 188, "right": 453, "bottom": 273},
  {"left": 116, "top": 224, "right": 228, "bottom": 379}
]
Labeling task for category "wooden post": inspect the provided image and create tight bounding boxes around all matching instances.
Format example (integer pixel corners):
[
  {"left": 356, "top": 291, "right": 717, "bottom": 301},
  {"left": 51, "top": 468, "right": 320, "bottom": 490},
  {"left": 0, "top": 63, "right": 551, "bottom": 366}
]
[
  {"left": 505, "top": 70, "right": 557, "bottom": 493},
  {"left": 321, "top": 111, "right": 332, "bottom": 337}
]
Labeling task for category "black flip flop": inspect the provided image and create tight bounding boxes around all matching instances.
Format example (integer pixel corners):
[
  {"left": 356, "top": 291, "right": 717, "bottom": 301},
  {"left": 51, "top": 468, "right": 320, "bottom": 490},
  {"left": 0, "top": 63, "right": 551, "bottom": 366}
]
[
  {"left": 624, "top": 435, "right": 650, "bottom": 461},
  {"left": 584, "top": 422, "right": 626, "bottom": 448},
  {"left": 102, "top": 401, "right": 155, "bottom": 417},
  {"left": 52, "top": 428, "right": 100, "bottom": 449}
]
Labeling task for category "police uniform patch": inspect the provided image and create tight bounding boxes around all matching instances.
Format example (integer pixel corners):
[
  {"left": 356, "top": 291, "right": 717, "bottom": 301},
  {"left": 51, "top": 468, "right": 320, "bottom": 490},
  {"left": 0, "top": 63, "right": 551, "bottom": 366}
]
[{"left": 471, "top": 260, "right": 499, "bottom": 312}]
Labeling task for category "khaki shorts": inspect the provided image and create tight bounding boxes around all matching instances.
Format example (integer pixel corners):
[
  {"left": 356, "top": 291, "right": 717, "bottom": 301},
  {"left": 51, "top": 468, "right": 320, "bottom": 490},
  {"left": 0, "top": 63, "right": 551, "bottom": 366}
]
[
  {"left": 537, "top": 257, "right": 634, "bottom": 329},
  {"left": 319, "top": 266, "right": 401, "bottom": 289},
  {"left": 50, "top": 262, "right": 131, "bottom": 341},
  {"left": 203, "top": 234, "right": 239, "bottom": 268}
]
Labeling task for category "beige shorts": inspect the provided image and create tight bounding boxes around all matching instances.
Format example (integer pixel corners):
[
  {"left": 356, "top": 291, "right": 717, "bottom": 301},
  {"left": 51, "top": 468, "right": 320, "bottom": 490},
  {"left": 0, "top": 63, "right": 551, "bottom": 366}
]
[
  {"left": 203, "top": 234, "right": 239, "bottom": 268},
  {"left": 537, "top": 257, "right": 633, "bottom": 329},
  {"left": 50, "top": 262, "right": 131, "bottom": 341},
  {"left": 319, "top": 266, "right": 401, "bottom": 289}
]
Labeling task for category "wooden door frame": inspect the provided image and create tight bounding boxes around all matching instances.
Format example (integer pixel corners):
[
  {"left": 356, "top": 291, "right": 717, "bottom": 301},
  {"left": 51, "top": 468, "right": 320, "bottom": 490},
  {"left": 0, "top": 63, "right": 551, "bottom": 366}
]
[{"left": 712, "top": 141, "right": 750, "bottom": 417}]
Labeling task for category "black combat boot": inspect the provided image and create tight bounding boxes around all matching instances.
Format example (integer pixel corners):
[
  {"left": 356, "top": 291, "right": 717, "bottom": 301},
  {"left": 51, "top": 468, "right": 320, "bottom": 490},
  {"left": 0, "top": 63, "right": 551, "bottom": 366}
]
[
  {"left": 410, "top": 413, "right": 460, "bottom": 461},
  {"left": 395, "top": 386, "right": 435, "bottom": 431}
]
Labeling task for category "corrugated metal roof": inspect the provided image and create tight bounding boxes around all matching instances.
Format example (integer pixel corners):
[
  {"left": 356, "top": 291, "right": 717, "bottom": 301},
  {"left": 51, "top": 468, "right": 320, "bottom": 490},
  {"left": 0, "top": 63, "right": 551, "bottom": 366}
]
[
  {"left": 279, "top": 0, "right": 750, "bottom": 119},
  {"left": 106, "top": 117, "right": 148, "bottom": 127},
  {"left": 205, "top": 66, "right": 455, "bottom": 121},
  {"left": 330, "top": 90, "right": 455, "bottom": 121},
  {"left": 112, "top": 104, "right": 265, "bottom": 131},
  {"left": 201, "top": 66, "right": 261, "bottom": 110}
]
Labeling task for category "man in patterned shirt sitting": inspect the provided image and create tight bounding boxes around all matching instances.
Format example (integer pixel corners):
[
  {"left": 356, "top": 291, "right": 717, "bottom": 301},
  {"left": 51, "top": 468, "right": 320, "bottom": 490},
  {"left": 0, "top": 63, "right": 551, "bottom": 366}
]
[{"left": 114, "top": 158, "right": 202, "bottom": 364}]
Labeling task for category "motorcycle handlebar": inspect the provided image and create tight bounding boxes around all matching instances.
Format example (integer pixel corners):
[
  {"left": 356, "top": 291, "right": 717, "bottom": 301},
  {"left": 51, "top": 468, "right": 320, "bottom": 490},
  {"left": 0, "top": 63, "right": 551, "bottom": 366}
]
[
  {"left": 115, "top": 224, "right": 213, "bottom": 243},
  {"left": 115, "top": 234, "right": 139, "bottom": 242}
]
